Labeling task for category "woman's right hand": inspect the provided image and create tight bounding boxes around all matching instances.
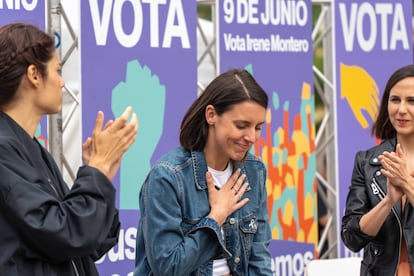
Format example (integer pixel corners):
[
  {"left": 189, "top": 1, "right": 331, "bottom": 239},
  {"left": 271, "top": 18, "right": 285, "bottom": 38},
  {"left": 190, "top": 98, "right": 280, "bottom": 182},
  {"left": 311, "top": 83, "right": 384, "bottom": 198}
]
[
  {"left": 87, "top": 106, "right": 138, "bottom": 180},
  {"left": 206, "top": 168, "right": 250, "bottom": 226}
]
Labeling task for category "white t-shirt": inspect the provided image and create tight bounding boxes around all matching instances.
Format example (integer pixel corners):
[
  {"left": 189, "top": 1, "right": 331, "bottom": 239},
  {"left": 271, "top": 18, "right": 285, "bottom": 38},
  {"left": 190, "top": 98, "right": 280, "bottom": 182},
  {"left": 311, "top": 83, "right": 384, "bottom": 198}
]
[{"left": 208, "top": 163, "right": 233, "bottom": 276}]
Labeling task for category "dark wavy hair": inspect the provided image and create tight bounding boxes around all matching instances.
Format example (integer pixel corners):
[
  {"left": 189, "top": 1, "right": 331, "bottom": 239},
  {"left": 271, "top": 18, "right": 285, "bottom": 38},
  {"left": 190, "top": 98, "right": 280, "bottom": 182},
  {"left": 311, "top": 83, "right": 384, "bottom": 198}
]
[
  {"left": 372, "top": 64, "right": 414, "bottom": 140},
  {"left": 180, "top": 69, "right": 268, "bottom": 151},
  {"left": 0, "top": 23, "right": 55, "bottom": 106}
]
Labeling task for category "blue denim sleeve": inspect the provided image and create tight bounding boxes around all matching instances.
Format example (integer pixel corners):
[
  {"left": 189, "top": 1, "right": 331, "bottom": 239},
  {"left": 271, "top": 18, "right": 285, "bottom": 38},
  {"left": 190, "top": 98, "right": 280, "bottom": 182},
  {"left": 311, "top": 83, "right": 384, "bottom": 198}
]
[
  {"left": 138, "top": 165, "right": 231, "bottom": 275},
  {"left": 248, "top": 167, "right": 273, "bottom": 275}
]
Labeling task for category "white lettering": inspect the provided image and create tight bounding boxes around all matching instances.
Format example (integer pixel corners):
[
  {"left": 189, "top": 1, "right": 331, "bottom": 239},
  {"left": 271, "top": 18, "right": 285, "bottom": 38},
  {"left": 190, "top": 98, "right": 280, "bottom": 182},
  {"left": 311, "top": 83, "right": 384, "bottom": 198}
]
[
  {"left": 162, "top": 0, "right": 190, "bottom": 48},
  {"left": 375, "top": 3, "right": 393, "bottom": 50},
  {"left": 222, "top": 33, "right": 309, "bottom": 53},
  {"left": 271, "top": 35, "right": 309, "bottom": 53},
  {"left": 113, "top": 0, "right": 143, "bottom": 48},
  {"left": 339, "top": 2, "right": 409, "bottom": 52},
  {"left": 89, "top": 0, "right": 190, "bottom": 48},
  {"left": 0, "top": 0, "right": 37, "bottom": 10},
  {"left": 223, "top": 33, "right": 246, "bottom": 51},
  {"left": 223, "top": 0, "right": 234, "bottom": 23},
  {"left": 389, "top": 4, "right": 409, "bottom": 50},
  {"left": 222, "top": 0, "right": 308, "bottom": 26},
  {"left": 272, "top": 251, "right": 313, "bottom": 276},
  {"left": 356, "top": 3, "right": 376, "bottom": 52},
  {"left": 142, "top": 0, "right": 165, "bottom": 48},
  {"left": 95, "top": 227, "right": 137, "bottom": 264},
  {"left": 246, "top": 33, "right": 270, "bottom": 52},
  {"left": 89, "top": 0, "right": 113, "bottom": 46},
  {"left": 236, "top": 0, "right": 248, "bottom": 24}
]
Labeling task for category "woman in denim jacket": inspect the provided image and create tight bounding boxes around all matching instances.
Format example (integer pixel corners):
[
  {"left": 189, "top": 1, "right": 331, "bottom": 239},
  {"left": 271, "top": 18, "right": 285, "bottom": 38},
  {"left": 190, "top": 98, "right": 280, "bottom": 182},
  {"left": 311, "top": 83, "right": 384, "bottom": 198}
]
[{"left": 134, "top": 69, "right": 272, "bottom": 275}]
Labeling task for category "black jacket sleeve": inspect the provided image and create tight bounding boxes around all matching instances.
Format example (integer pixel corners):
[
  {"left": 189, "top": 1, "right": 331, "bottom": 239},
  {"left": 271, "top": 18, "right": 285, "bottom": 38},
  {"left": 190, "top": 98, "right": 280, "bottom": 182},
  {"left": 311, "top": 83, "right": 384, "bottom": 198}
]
[
  {"left": 0, "top": 139, "right": 120, "bottom": 262},
  {"left": 341, "top": 150, "right": 375, "bottom": 252}
]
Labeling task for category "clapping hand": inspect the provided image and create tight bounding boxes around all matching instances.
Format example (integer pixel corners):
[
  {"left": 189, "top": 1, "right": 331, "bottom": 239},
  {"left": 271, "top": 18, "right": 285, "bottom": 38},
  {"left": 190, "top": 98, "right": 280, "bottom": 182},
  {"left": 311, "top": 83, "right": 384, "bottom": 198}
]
[{"left": 84, "top": 106, "right": 138, "bottom": 180}]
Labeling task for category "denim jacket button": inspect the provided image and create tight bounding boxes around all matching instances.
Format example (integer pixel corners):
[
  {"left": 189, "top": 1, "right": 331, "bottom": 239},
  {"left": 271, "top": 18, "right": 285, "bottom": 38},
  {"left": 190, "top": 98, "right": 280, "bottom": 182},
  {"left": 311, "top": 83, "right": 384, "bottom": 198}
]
[
  {"left": 229, "top": 218, "right": 236, "bottom": 224},
  {"left": 234, "top": 257, "right": 240, "bottom": 263}
]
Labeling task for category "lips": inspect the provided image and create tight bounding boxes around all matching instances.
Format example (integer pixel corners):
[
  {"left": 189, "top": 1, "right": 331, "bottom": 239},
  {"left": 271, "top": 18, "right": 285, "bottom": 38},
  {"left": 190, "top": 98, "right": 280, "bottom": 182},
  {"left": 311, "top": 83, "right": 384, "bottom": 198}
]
[
  {"left": 395, "top": 119, "right": 410, "bottom": 126},
  {"left": 396, "top": 119, "right": 409, "bottom": 123},
  {"left": 237, "top": 143, "right": 251, "bottom": 151}
]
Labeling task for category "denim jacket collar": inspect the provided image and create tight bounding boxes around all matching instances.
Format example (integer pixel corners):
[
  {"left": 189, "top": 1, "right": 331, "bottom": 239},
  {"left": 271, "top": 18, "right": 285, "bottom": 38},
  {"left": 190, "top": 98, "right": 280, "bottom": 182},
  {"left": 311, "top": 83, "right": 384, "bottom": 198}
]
[{"left": 191, "top": 150, "right": 249, "bottom": 191}]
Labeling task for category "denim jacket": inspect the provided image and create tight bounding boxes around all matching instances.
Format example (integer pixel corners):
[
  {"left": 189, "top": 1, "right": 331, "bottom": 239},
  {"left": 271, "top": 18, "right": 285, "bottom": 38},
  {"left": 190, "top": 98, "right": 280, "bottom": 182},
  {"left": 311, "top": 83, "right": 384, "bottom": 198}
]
[{"left": 134, "top": 147, "right": 272, "bottom": 276}]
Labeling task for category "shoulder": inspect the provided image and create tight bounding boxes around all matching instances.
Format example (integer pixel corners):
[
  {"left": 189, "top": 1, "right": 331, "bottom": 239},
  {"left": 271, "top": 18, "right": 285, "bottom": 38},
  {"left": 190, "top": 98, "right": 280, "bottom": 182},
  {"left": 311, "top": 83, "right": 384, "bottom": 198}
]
[
  {"left": 0, "top": 114, "right": 29, "bottom": 152},
  {"left": 152, "top": 147, "right": 193, "bottom": 171},
  {"left": 244, "top": 152, "right": 265, "bottom": 167},
  {"left": 355, "top": 138, "right": 395, "bottom": 160},
  {"left": 238, "top": 153, "right": 266, "bottom": 180},
  {"left": 0, "top": 132, "right": 24, "bottom": 156}
]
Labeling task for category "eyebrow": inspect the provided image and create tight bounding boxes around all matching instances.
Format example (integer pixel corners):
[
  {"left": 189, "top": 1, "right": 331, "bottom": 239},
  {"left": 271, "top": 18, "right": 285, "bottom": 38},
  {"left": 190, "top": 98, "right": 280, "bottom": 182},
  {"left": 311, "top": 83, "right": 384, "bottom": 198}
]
[{"left": 234, "top": 119, "right": 265, "bottom": 125}]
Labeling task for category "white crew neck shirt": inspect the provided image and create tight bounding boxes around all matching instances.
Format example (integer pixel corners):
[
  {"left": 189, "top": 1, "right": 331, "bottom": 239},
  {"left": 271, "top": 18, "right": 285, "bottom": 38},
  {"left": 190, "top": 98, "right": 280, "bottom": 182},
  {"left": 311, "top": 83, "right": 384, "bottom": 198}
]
[{"left": 208, "top": 163, "right": 233, "bottom": 276}]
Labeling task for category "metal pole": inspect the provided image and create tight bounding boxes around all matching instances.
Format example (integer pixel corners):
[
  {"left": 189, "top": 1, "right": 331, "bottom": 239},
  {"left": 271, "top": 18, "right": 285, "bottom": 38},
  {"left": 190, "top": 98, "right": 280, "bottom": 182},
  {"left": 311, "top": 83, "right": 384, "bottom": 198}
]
[{"left": 47, "top": 0, "right": 63, "bottom": 171}]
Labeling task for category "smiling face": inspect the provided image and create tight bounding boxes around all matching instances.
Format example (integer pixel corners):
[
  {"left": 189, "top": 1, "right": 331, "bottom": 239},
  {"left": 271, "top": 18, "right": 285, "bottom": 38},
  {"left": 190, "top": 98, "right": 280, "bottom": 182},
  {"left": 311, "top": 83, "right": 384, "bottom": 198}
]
[
  {"left": 204, "top": 101, "right": 266, "bottom": 170},
  {"left": 388, "top": 76, "right": 414, "bottom": 138}
]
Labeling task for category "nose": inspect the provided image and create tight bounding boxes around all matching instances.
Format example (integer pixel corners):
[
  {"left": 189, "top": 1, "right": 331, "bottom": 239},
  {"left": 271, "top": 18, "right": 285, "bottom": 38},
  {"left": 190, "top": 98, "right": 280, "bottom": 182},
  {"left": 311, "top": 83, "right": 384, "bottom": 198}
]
[
  {"left": 398, "top": 102, "right": 407, "bottom": 113},
  {"left": 244, "top": 127, "right": 256, "bottom": 143}
]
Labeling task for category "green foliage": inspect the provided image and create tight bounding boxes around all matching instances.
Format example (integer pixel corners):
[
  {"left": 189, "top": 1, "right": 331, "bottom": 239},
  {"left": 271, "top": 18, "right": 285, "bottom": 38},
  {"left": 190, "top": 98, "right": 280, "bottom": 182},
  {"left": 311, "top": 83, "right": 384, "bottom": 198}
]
[{"left": 197, "top": 4, "right": 212, "bottom": 21}]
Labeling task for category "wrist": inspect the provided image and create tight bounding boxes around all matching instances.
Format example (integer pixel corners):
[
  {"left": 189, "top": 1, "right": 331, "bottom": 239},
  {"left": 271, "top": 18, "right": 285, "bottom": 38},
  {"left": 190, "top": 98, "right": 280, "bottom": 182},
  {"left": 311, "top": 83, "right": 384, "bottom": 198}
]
[
  {"left": 87, "top": 158, "right": 110, "bottom": 177},
  {"left": 208, "top": 211, "right": 225, "bottom": 226},
  {"left": 382, "top": 195, "right": 397, "bottom": 209}
]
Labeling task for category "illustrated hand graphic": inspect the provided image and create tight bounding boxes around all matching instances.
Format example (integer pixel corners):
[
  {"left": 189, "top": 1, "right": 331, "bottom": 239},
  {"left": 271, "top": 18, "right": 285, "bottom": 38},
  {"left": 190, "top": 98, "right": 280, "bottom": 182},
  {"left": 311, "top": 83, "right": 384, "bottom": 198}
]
[
  {"left": 112, "top": 60, "right": 166, "bottom": 210},
  {"left": 340, "top": 63, "right": 379, "bottom": 128}
]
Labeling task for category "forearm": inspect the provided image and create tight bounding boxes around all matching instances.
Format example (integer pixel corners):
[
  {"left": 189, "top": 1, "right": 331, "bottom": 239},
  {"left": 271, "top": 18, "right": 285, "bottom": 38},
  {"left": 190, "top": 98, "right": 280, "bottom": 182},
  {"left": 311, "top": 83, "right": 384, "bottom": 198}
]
[
  {"left": 144, "top": 217, "right": 228, "bottom": 275},
  {"left": 359, "top": 196, "right": 394, "bottom": 236}
]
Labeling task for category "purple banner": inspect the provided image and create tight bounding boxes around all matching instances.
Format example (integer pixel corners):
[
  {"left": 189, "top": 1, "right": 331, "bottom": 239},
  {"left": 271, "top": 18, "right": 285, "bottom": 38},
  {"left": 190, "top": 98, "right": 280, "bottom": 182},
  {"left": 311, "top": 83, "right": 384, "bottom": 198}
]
[
  {"left": 0, "top": 0, "right": 47, "bottom": 147},
  {"left": 0, "top": 1, "right": 44, "bottom": 23},
  {"left": 269, "top": 240, "right": 314, "bottom": 275},
  {"left": 334, "top": 0, "right": 413, "bottom": 257},
  {"left": 80, "top": 1, "right": 197, "bottom": 274},
  {"left": 217, "top": 0, "right": 317, "bottom": 272}
]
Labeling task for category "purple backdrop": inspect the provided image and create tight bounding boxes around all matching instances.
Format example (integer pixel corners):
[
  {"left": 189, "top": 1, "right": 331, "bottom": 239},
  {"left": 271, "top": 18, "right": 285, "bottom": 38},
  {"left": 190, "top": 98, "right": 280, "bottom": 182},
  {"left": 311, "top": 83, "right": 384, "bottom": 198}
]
[
  {"left": 334, "top": 0, "right": 413, "bottom": 258},
  {"left": 217, "top": 1, "right": 317, "bottom": 274},
  {"left": 80, "top": 1, "right": 197, "bottom": 274}
]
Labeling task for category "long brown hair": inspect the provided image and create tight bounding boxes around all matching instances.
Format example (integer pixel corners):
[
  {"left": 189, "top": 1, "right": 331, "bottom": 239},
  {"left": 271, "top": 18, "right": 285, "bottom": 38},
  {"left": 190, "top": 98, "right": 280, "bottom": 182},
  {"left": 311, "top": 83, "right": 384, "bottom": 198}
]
[{"left": 180, "top": 69, "right": 268, "bottom": 151}]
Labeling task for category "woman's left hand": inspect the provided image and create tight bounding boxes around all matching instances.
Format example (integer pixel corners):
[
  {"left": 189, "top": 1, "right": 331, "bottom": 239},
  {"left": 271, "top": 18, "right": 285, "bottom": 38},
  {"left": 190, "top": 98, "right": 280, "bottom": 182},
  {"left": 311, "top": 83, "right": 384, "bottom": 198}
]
[{"left": 379, "top": 143, "right": 412, "bottom": 192}]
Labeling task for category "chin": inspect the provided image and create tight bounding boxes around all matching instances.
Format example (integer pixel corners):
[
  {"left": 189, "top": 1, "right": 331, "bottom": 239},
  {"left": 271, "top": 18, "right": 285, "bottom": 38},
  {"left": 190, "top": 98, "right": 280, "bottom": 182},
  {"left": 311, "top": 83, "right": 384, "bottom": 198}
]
[
  {"left": 47, "top": 107, "right": 62, "bottom": 115},
  {"left": 232, "top": 151, "right": 248, "bottom": 162}
]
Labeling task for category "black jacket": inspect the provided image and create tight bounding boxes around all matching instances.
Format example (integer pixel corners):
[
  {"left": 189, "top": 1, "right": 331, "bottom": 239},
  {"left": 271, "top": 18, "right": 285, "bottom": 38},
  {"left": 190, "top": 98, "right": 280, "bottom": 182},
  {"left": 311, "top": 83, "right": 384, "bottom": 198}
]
[
  {"left": 0, "top": 112, "right": 120, "bottom": 275},
  {"left": 341, "top": 138, "right": 414, "bottom": 275}
]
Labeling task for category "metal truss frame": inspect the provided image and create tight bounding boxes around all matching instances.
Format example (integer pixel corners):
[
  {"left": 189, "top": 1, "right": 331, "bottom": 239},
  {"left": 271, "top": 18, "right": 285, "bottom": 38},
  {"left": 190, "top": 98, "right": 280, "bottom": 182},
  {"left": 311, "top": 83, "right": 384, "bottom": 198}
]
[
  {"left": 47, "top": 0, "right": 339, "bottom": 258},
  {"left": 47, "top": 0, "right": 81, "bottom": 182}
]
